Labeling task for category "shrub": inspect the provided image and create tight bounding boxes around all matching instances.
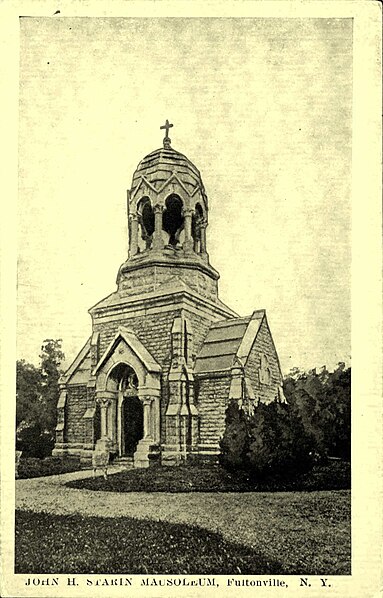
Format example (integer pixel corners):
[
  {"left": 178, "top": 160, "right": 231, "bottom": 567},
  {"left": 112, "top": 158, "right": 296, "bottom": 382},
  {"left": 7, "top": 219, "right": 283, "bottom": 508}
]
[
  {"left": 247, "top": 400, "right": 317, "bottom": 480},
  {"left": 16, "top": 422, "right": 54, "bottom": 459},
  {"left": 17, "top": 456, "right": 81, "bottom": 479},
  {"left": 219, "top": 400, "right": 249, "bottom": 471},
  {"left": 219, "top": 399, "right": 318, "bottom": 481}
]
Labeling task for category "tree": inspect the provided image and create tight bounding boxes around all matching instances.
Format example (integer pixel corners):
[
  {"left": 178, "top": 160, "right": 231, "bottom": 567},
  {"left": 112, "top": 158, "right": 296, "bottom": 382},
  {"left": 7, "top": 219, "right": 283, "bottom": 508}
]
[
  {"left": 16, "top": 339, "right": 65, "bottom": 457},
  {"left": 321, "top": 365, "right": 351, "bottom": 460},
  {"left": 283, "top": 363, "right": 351, "bottom": 460},
  {"left": 16, "top": 360, "right": 42, "bottom": 428},
  {"left": 39, "top": 339, "right": 65, "bottom": 433}
]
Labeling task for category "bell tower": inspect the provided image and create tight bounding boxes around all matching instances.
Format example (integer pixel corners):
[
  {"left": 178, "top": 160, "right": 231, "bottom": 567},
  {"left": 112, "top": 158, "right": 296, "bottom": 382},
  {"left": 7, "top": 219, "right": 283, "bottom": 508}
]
[
  {"left": 81, "top": 121, "right": 237, "bottom": 467},
  {"left": 116, "top": 121, "right": 219, "bottom": 303}
]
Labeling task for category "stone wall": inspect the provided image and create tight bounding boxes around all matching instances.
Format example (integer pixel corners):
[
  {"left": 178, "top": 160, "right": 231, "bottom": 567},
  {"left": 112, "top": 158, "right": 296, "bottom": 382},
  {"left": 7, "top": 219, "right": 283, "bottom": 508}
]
[
  {"left": 245, "top": 318, "right": 282, "bottom": 404},
  {"left": 65, "top": 385, "right": 87, "bottom": 447},
  {"left": 118, "top": 263, "right": 218, "bottom": 302},
  {"left": 196, "top": 375, "right": 231, "bottom": 450},
  {"left": 93, "top": 309, "right": 180, "bottom": 366}
]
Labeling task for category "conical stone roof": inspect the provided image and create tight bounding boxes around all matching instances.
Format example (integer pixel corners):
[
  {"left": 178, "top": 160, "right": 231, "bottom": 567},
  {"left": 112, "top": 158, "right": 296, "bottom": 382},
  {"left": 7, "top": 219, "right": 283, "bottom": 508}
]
[{"left": 131, "top": 146, "right": 205, "bottom": 197}]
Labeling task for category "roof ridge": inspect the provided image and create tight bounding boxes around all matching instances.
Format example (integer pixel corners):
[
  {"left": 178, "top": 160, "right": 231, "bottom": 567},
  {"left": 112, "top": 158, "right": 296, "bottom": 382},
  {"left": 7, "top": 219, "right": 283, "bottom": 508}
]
[
  {"left": 210, "top": 317, "right": 251, "bottom": 328},
  {"left": 202, "top": 335, "right": 245, "bottom": 345}
]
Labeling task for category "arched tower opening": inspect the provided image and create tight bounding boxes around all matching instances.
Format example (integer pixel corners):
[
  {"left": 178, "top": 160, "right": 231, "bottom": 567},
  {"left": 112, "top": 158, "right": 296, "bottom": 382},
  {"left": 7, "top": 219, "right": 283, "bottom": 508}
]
[
  {"left": 162, "top": 194, "right": 184, "bottom": 247},
  {"left": 137, "top": 197, "right": 154, "bottom": 252}
]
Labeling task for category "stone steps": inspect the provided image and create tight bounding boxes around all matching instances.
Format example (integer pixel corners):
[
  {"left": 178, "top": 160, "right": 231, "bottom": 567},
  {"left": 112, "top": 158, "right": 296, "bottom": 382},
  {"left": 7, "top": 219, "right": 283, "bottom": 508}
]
[{"left": 114, "top": 456, "right": 134, "bottom": 468}]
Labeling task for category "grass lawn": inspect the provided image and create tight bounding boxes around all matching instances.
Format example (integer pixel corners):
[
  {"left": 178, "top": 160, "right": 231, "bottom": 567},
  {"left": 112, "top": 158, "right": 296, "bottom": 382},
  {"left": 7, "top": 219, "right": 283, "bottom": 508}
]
[
  {"left": 15, "top": 491, "right": 351, "bottom": 575},
  {"left": 15, "top": 510, "right": 284, "bottom": 574},
  {"left": 67, "top": 460, "right": 350, "bottom": 493}
]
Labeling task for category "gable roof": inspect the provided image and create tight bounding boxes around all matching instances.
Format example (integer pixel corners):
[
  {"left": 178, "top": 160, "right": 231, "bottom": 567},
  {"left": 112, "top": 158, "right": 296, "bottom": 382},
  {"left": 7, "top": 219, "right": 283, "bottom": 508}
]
[
  {"left": 194, "top": 310, "right": 266, "bottom": 375},
  {"left": 93, "top": 326, "right": 161, "bottom": 376},
  {"left": 60, "top": 337, "right": 91, "bottom": 385}
]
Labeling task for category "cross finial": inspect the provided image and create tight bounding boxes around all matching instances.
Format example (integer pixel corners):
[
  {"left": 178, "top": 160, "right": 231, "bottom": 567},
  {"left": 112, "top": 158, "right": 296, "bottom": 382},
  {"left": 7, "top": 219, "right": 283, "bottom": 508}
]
[{"left": 160, "top": 119, "right": 173, "bottom": 148}]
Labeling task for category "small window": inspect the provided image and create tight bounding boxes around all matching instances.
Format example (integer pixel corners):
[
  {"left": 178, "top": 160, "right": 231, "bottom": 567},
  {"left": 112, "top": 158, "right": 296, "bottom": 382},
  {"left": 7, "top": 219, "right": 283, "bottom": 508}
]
[{"left": 259, "top": 354, "right": 271, "bottom": 385}]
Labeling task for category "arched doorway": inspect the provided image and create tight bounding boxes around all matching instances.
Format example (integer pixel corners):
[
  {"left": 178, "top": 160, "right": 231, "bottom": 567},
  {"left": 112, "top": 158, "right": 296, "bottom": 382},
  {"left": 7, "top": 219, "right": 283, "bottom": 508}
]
[
  {"left": 94, "top": 333, "right": 162, "bottom": 466},
  {"left": 121, "top": 395, "right": 143, "bottom": 456},
  {"left": 105, "top": 363, "right": 144, "bottom": 457}
]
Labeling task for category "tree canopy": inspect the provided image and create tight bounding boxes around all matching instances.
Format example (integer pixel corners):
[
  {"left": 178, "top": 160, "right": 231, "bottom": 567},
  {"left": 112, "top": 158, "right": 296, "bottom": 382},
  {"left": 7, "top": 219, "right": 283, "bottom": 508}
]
[{"left": 283, "top": 363, "right": 351, "bottom": 460}]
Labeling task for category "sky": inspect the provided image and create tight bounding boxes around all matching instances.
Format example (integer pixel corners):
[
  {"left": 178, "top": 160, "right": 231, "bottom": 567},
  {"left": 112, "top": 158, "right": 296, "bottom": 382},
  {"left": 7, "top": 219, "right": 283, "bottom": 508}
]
[{"left": 17, "top": 16, "right": 353, "bottom": 374}]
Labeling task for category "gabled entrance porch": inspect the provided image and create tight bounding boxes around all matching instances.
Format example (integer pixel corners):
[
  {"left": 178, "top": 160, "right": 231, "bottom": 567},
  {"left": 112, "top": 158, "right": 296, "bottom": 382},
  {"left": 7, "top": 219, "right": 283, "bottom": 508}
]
[{"left": 93, "top": 327, "right": 162, "bottom": 468}]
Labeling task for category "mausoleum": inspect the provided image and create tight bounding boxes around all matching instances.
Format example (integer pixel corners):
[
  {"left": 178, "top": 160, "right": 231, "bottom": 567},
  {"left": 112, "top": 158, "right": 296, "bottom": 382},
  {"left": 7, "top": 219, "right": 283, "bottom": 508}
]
[{"left": 53, "top": 122, "right": 284, "bottom": 467}]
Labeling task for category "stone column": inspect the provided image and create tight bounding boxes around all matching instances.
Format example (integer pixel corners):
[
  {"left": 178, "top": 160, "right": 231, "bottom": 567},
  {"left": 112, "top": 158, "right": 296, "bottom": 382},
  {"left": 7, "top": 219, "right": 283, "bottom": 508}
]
[
  {"left": 134, "top": 396, "right": 160, "bottom": 468},
  {"left": 200, "top": 222, "right": 207, "bottom": 254},
  {"left": 107, "top": 398, "right": 118, "bottom": 450},
  {"left": 183, "top": 208, "right": 194, "bottom": 253},
  {"left": 152, "top": 204, "right": 164, "bottom": 250},
  {"left": 142, "top": 397, "right": 153, "bottom": 439},
  {"left": 129, "top": 214, "right": 139, "bottom": 257},
  {"left": 98, "top": 398, "right": 111, "bottom": 438},
  {"left": 153, "top": 396, "right": 161, "bottom": 443},
  {"left": 95, "top": 395, "right": 115, "bottom": 451},
  {"left": 117, "top": 393, "right": 122, "bottom": 455}
]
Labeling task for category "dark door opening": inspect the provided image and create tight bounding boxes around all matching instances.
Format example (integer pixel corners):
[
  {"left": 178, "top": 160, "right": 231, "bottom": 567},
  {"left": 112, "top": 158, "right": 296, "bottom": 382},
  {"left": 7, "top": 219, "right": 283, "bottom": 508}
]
[{"left": 122, "top": 396, "right": 144, "bottom": 456}]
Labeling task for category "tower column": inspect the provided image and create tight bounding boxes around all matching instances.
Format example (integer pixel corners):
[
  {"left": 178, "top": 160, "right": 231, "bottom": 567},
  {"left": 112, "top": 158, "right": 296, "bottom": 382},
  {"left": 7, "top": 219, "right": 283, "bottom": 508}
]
[
  {"left": 194, "top": 223, "right": 201, "bottom": 253},
  {"left": 152, "top": 204, "right": 164, "bottom": 250},
  {"left": 183, "top": 208, "right": 194, "bottom": 253},
  {"left": 200, "top": 222, "right": 207, "bottom": 254},
  {"left": 129, "top": 214, "right": 139, "bottom": 257}
]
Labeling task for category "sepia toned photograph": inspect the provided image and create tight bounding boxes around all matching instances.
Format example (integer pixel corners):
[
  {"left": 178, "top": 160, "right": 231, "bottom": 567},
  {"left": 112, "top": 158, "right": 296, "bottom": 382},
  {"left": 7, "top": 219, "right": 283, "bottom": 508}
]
[{"left": 2, "top": 3, "right": 381, "bottom": 597}]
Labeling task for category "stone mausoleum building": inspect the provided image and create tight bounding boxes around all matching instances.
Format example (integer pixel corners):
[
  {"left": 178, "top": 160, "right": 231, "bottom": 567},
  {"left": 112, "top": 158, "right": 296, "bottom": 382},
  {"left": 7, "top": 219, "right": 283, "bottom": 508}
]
[{"left": 53, "top": 122, "right": 284, "bottom": 467}]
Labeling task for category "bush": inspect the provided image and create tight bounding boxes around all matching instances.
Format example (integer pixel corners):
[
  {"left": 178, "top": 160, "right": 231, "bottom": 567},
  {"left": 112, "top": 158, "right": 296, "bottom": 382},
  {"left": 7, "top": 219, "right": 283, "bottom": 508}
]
[
  {"left": 247, "top": 400, "right": 317, "bottom": 480},
  {"left": 220, "top": 399, "right": 318, "bottom": 481},
  {"left": 283, "top": 365, "right": 351, "bottom": 461},
  {"left": 16, "top": 422, "right": 54, "bottom": 459},
  {"left": 219, "top": 400, "right": 249, "bottom": 471},
  {"left": 17, "top": 456, "right": 81, "bottom": 479}
]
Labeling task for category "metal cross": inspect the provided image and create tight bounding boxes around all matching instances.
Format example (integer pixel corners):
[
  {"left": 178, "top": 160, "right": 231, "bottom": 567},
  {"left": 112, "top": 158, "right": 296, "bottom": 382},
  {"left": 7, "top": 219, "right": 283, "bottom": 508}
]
[{"left": 160, "top": 119, "right": 173, "bottom": 137}]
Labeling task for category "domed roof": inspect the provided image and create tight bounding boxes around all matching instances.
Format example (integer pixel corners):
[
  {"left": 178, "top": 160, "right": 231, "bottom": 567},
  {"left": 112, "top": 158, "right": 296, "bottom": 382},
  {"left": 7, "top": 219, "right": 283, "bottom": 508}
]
[{"left": 131, "top": 146, "right": 205, "bottom": 197}]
